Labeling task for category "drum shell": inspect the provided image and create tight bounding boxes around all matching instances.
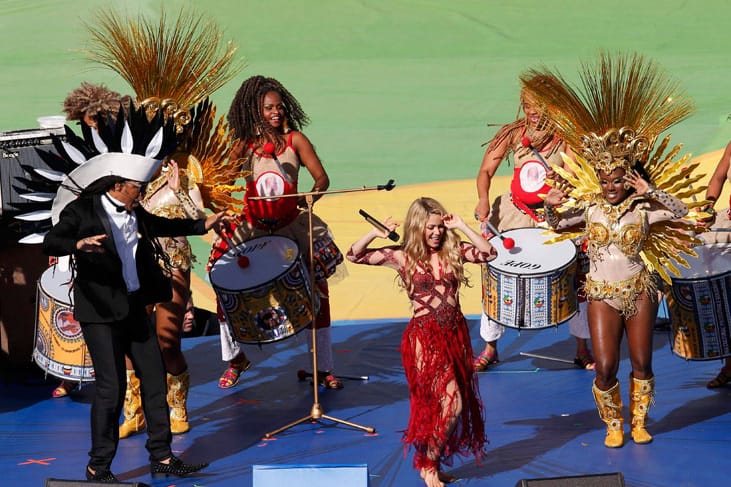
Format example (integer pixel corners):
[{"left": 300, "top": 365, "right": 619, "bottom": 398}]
[
  {"left": 34, "top": 267, "right": 95, "bottom": 381},
  {"left": 209, "top": 235, "right": 318, "bottom": 344},
  {"left": 481, "top": 228, "right": 578, "bottom": 329},
  {"left": 668, "top": 244, "right": 731, "bottom": 360}
]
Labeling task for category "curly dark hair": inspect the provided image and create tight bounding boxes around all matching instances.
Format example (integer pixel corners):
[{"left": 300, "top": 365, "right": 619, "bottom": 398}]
[
  {"left": 226, "top": 75, "right": 310, "bottom": 145},
  {"left": 62, "top": 82, "right": 124, "bottom": 123}
]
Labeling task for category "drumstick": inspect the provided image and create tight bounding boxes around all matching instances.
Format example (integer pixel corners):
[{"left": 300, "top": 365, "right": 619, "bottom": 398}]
[
  {"left": 218, "top": 228, "right": 252, "bottom": 267},
  {"left": 262, "top": 142, "right": 293, "bottom": 184},
  {"left": 521, "top": 136, "right": 550, "bottom": 170},
  {"left": 519, "top": 352, "right": 575, "bottom": 364},
  {"left": 483, "top": 220, "right": 515, "bottom": 249},
  {"left": 297, "top": 369, "right": 369, "bottom": 381}
]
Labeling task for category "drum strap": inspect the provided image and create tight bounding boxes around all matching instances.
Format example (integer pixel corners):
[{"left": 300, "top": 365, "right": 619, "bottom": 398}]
[{"left": 510, "top": 192, "right": 545, "bottom": 223}]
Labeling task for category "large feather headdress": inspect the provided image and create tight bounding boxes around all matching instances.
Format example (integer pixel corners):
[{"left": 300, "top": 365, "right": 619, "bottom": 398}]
[
  {"left": 84, "top": 7, "right": 247, "bottom": 211},
  {"left": 522, "top": 52, "right": 709, "bottom": 282},
  {"left": 85, "top": 7, "right": 243, "bottom": 132},
  {"left": 14, "top": 8, "right": 246, "bottom": 243}
]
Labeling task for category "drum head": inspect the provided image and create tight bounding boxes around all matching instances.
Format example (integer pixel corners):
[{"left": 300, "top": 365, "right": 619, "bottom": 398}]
[
  {"left": 209, "top": 235, "right": 300, "bottom": 291},
  {"left": 39, "top": 266, "right": 74, "bottom": 305},
  {"left": 488, "top": 227, "right": 576, "bottom": 276},
  {"left": 673, "top": 243, "right": 731, "bottom": 280}
]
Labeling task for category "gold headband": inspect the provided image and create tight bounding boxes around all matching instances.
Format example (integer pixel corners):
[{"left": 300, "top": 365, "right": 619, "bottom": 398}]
[{"left": 580, "top": 127, "right": 649, "bottom": 173}]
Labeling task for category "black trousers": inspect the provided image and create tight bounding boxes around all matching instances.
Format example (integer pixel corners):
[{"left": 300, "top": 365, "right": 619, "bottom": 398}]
[{"left": 81, "top": 295, "right": 171, "bottom": 471}]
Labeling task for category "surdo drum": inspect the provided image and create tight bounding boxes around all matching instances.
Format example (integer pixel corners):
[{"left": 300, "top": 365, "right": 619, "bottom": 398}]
[
  {"left": 209, "top": 235, "right": 318, "bottom": 344},
  {"left": 668, "top": 243, "right": 731, "bottom": 360},
  {"left": 482, "top": 227, "right": 577, "bottom": 329},
  {"left": 34, "top": 266, "right": 94, "bottom": 381}
]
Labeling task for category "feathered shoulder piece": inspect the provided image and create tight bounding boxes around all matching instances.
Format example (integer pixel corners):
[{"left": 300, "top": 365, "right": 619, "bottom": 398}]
[
  {"left": 522, "top": 52, "right": 709, "bottom": 283},
  {"left": 175, "top": 99, "right": 249, "bottom": 213}
]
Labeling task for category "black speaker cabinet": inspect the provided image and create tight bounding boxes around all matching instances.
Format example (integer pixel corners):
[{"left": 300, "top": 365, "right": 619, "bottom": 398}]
[
  {"left": 0, "top": 127, "right": 64, "bottom": 216},
  {"left": 45, "top": 478, "right": 149, "bottom": 487},
  {"left": 515, "top": 472, "right": 625, "bottom": 487}
]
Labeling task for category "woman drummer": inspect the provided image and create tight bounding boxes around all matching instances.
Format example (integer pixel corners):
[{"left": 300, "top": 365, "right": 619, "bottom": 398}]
[
  {"left": 529, "top": 53, "right": 701, "bottom": 448},
  {"left": 473, "top": 82, "right": 594, "bottom": 371},
  {"left": 209, "top": 75, "right": 346, "bottom": 390},
  {"left": 700, "top": 139, "right": 731, "bottom": 388}
]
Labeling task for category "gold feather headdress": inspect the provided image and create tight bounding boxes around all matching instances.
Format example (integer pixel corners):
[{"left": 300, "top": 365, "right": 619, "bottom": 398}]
[
  {"left": 521, "top": 52, "right": 709, "bottom": 283},
  {"left": 85, "top": 7, "right": 243, "bottom": 131},
  {"left": 84, "top": 7, "right": 247, "bottom": 212},
  {"left": 521, "top": 52, "right": 694, "bottom": 174}
]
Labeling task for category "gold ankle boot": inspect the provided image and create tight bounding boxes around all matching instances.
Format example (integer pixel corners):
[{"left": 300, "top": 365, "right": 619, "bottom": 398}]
[
  {"left": 167, "top": 370, "right": 190, "bottom": 434},
  {"left": 592, "top": 380, "right": 624, "bottom": 448},
  {"left": 119, "top": 370, "right": 146, "bottom": 438},
  {"left": 629, "top": 374, "right": 654, "bottom": 444}
]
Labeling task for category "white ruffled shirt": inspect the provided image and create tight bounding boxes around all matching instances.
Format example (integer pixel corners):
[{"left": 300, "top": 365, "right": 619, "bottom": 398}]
[{"left": 101, "top": 193, "right": 140, "bottom": 293}]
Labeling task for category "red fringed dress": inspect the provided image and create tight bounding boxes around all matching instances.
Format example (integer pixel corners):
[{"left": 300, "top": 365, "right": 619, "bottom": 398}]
[{"left": 347, "top": 243, "right": 492, "bottom": 470}]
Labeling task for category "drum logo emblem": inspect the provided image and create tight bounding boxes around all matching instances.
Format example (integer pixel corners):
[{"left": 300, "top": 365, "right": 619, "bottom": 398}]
[
  {"left": 503, "top": 260, "right": 541, "bottom": 270},
  {"left": 534, "top": 296, "right": 545, "bottom": 308},
  {"left": 502, "top": 295, "right": 513, "bottom": 306},
  {"left": 55, "top": 310, "right": 82, "bottom": 339}
]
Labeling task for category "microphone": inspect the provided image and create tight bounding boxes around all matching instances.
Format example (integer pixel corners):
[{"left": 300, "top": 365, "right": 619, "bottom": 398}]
[{"left": 359, "top": 209, "right": 399, "bottom": 242}]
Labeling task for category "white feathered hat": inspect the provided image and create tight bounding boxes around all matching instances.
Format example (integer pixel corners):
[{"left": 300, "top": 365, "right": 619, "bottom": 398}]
[{"left": 16, "top": 103, "right": 179, "bottom": 240}]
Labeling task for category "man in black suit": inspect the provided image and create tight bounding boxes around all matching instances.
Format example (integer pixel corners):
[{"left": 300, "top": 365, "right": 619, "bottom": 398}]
[{"left": 43, "top": 163, "right": 228, "bottom": 482}]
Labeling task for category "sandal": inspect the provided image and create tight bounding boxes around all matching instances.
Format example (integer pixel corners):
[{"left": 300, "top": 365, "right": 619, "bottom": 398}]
[
  {"left": 574, "top": 351, "right": 596, "bottom": 370},
  {"left": 218, "top": 359, "right": 252, "bottom": 389},
  {"left": 707, "top": 368, "right": 731, "bottom": 389},
  {"left": 319, "top": 372, "right": 344, "bottom": 390},
  {"left": 52, "top": 380, "right": 75, "bottom": 398},
  {"left": 473, "top": 349, "right": 499, "bottom": 372}
]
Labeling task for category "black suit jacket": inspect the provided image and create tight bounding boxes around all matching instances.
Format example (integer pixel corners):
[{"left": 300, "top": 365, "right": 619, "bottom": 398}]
[{"left": 43, "top": 194, "right": 208, "bottom": 323}]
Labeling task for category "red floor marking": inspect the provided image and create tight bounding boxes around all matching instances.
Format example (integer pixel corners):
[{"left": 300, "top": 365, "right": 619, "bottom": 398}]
[
  {"left": 18, "top": 458, "right": 56, "bottom": 466},
  {"left": 235, "top": 398, "right": 261, "bottom": 405}
]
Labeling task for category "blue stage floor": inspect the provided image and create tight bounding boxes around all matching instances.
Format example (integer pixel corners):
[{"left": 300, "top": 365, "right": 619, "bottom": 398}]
[{"left": 2, "top": 317, "right": 730, "bottom": 486}]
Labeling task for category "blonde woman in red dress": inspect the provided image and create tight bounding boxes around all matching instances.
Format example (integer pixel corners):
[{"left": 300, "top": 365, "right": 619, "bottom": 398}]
[{"left": 347, "top": 197, "right": 495, "bottom": 487}]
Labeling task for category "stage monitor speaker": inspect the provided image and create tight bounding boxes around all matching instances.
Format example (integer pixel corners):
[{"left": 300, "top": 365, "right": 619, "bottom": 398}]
[
  {"left": 515, "top": 472, "right": 625, "bottom": 487},
  {"left": 253, "top": 464, "right": 369, "bottom": 487},
  {"left": 0, "top": 126, "right": 64, "bottom": 218},
  {"left": 45, "top": 479, "right": 149, "bottom": 487}
]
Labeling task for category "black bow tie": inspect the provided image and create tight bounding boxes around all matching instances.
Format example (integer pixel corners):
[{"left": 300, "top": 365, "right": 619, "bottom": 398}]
[{"left": 104, "top": 193, "right": 132, "bottom": 214}]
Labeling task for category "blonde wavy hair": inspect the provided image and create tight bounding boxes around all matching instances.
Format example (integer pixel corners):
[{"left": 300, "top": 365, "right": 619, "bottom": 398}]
[{"left": 400, "top": 197, "right": 468, "bottom": 293}]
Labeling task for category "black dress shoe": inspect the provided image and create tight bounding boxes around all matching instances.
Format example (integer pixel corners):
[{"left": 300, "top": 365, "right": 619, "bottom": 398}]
[
  {"left": 150, "top": 455, "right": 208, "bottom": 478},
  {"left": 86, "top": 466, "right": 119, "bottom": 482}
]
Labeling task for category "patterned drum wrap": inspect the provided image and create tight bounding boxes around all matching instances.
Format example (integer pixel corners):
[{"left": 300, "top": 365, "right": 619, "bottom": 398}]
[
  {"left": 209, "top": 235, "right": 318, "bottom": 344},
  {"left": 481, "top": 227, "right": 577, "bottom": 329},
  {"left": 669, "top": 244, "right": 731, "bottom": 360},
  {"left": 34, "top": 267, "right": 95, "bottom": 381}
]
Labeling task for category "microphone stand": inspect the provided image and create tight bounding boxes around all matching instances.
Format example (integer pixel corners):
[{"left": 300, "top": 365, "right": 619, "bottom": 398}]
[{"left": 249, "top": 180, "right": 394, "bottom": 438}]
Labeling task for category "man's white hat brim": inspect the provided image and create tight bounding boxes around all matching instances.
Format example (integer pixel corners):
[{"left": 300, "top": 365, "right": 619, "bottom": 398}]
[{"left": 51, "top": 152, "right": 161, "bottom": 224}]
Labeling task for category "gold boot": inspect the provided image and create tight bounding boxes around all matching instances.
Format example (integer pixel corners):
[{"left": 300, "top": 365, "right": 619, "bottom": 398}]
[
  {"left": 119, "top": 370, "right": 146, "bottom": 438},
  {"left": 629, "top": 374, "right": 654, "bottom": 444},
  {"left": 592, "top": 380, "right": 624, "bottom": 448},
  {"left": 167, "top": 370, "right": 190, "bottom": 434}
]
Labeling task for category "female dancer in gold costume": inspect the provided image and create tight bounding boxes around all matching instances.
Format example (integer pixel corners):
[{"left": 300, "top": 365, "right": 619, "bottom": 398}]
[{"left": 528, "top": 53, "right": 705, "bottom": 448}]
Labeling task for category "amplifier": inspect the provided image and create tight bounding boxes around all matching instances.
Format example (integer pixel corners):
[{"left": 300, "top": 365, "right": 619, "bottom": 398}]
[{"left": 0, "top": 126, "right": 65, "bottom": 218}]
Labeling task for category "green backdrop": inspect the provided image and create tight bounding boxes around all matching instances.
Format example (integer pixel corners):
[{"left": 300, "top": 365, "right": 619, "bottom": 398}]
[{"left": 2, "top": 0, "right": 730, "bottom": 187}]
